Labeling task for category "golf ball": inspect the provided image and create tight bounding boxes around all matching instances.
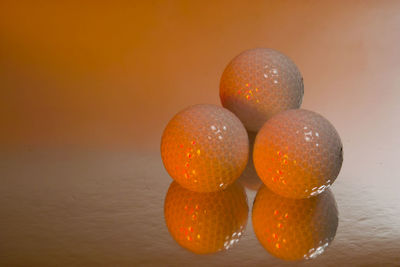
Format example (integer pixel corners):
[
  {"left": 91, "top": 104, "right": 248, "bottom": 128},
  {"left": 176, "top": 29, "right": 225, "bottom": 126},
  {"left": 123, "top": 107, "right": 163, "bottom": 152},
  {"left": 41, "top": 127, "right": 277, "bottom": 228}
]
[
  {"left": 161, "top": 104, "right": 249, "bottom": 192},
  {"left": 220, "top": 48, "right": 304, "bottom": 132},
  {"left": 252, "top": 185, "right": 338, "bottom": 261},
  {"left": 164, "top": 181, "right": 248, "bottom": 254},
  {"left": 253, "top": 109, "right": 343, "bottom": 199}
]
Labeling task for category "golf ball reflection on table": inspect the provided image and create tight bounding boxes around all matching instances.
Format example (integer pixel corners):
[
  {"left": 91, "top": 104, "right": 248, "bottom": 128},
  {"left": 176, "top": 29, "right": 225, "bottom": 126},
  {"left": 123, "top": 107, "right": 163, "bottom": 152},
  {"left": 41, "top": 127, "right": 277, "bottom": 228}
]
[
  {"left": 253, "top": 109, "right": 343, "bottom": 199},
  {"left": 161, "top": 104, "right": 249, "bottom": 192},
  {"left": 164, "top": 181, "right": 248, "bottom": 254},
  {"left": 220, "top": 48, "right": 304, "bottom": 132},
  {"left": 252, "top": 185, "right": 338, "bottom": 261}
]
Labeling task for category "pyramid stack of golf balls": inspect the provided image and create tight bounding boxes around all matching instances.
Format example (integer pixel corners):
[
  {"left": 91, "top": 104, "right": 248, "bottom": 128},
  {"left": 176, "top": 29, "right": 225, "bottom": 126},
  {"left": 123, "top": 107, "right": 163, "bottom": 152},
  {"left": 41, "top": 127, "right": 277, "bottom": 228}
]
[{"left": 161, "top": 47, "right": 343, "bottom": 198}]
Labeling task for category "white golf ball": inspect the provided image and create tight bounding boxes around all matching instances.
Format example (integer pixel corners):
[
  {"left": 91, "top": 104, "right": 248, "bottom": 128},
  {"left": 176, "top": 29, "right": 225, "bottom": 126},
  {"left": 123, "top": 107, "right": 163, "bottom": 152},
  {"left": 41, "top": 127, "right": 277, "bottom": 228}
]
[
  {"left": 220, "top": 48, "right": 304, "bottom": 132},
  {"left": 253, "top": 109, "right": 343, "bottom": 199},
  {"left": 161, "top": 104, "right": 249, "bottom": 192}
]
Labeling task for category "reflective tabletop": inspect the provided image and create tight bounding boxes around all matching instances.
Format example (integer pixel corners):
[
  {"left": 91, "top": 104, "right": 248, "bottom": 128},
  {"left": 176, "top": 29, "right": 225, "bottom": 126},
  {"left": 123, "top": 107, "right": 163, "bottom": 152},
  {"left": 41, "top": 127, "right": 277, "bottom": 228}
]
[{"left": 1, "top": 142, "right": 399, "bottom": 266}]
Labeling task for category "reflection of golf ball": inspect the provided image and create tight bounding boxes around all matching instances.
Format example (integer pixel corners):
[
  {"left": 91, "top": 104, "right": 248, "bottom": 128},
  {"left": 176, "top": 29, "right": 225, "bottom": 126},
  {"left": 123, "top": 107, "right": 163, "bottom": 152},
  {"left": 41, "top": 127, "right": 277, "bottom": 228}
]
[
  {"left": 252, "top": 185, "right": 338, "bottom": 261},
  {"left": 161, "top": 104, "right": 249, "bottom": 192},
  {"left": 253, "top": 109, "right": 343, "bottom": 199},
  {"left": 164, "top": 181, "right": 248, "bottom": 254},
  {"left": 220, "top": 48, "right": 304, "bottom": 132}
]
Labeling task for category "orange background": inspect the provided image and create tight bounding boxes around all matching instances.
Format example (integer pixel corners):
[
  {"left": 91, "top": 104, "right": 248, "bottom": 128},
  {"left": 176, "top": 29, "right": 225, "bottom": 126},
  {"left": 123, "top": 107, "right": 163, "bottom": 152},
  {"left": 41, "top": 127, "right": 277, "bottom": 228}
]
[{"left": 1, "top": 0, "right": 399, "bottom": 151}]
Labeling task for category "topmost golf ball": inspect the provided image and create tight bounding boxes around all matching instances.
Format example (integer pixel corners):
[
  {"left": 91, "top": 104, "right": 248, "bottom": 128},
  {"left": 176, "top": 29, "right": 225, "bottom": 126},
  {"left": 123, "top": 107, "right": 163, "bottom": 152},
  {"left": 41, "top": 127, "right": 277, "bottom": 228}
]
[
  {"left": 161, "top": 104, "right": 249, "bottom": 192},
  {"left": 220, "top": 48, "right": 304, "bottom": 132}
]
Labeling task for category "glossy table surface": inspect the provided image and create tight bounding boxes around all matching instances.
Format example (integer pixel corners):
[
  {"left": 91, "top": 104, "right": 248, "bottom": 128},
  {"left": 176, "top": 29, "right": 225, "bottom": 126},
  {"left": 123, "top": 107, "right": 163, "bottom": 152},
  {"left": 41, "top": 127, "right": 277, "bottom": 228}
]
[{"left": 1, "top": 141, "right": 400, "bottom": 266}]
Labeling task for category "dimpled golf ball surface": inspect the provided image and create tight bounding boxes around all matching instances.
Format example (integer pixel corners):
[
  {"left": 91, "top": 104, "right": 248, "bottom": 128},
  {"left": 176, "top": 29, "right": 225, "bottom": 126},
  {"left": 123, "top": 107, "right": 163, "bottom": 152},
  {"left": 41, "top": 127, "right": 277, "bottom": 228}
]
[
  {"left": 164, "top": 181, "right": 248, "bottom": 254},
  {"left": 220, "top": 48, "right": 304, "bottom": 132},
  {"left": 161, "top": 104, "right": 249, "bottom": 192},
  {"left": 252, "top": 185, "right": 338, "bottom": 261},
  {"left": 253, "top": 109, "right": 343, "bottom": 199}
]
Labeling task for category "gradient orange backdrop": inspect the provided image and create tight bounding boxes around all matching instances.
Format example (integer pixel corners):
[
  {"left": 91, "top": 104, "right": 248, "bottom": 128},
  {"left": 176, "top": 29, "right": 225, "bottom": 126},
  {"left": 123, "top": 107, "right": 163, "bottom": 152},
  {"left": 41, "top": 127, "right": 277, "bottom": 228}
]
[
  {"left": 1, "top": 2, "right": 400, "bottom": 266},
  {"left": 1, "top": 0, "right": 399, "bottom": 152}
]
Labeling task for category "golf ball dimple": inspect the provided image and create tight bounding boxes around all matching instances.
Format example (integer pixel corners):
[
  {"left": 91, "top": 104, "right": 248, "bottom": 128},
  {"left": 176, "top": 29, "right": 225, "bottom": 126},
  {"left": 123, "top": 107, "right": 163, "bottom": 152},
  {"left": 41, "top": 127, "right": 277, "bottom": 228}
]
[
  {"left": 220, "top": 48, "right": 304, "bottom": 132},
  {"left": 253, "top": 109, "right": 343, "bottom": 199},
  {"left": 161, "top": 104, "right": 249, "bottom": 192},
  {"left": 252, "top": 185, "right": 338, "bottom": 261},
  {"left": 164, "top": 181, "right": 248, "bottom": 254}
]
